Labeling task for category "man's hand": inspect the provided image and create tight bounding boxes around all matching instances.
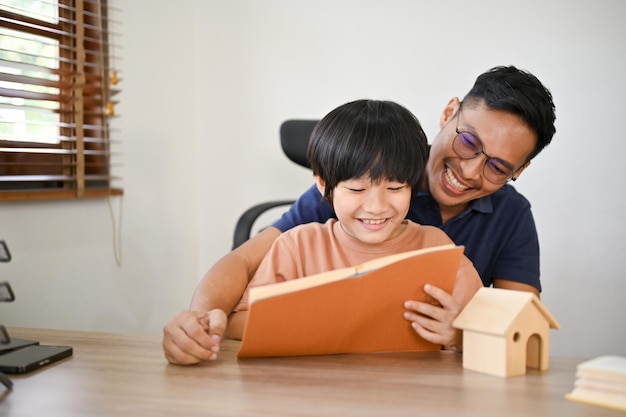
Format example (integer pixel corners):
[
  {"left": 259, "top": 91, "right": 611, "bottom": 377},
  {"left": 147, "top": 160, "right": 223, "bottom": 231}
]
[
  {"left": 403, "top": 284, "right": 463, "bottom": 351},
  {"left": 162, "top": 309, "right": 227, "bottom": 365}
]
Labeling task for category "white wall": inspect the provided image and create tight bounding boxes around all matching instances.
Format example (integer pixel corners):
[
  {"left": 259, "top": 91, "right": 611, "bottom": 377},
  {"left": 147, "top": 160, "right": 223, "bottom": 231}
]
[{"left": 1, "top": 0, "right": 624, "bottom": 358}]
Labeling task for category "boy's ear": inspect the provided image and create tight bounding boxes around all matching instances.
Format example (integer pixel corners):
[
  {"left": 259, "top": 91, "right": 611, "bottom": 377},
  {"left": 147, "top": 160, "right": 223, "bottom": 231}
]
[{"left": 314, "top": 175, "right": 326, "bottom": 196}]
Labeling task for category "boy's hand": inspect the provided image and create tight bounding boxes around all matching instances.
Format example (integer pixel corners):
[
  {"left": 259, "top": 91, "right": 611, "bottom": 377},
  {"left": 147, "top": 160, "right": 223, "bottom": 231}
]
[
  {"left": 162, "top": 309, "right": 226, "bottom": 365},
  {"left": 403, "top": 284, "right": 463, "bottom": 351}
]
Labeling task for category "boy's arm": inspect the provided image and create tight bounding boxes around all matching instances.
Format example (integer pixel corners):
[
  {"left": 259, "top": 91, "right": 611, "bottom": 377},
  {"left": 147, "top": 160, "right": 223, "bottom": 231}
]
[{"left": 162, "top": 227, "right": 280, "bottom": 365}]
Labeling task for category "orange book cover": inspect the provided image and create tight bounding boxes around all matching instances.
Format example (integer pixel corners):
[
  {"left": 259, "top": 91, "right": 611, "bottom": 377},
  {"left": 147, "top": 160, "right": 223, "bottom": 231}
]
[{"left": 238, "top": 244, "right": 463, "bottom": 358}]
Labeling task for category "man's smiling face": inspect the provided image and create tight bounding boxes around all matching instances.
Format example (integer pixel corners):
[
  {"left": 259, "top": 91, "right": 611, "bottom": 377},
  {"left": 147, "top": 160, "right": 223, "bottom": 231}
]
[{"left": 425, "top": 98, "right": 537, "bottom": 222}]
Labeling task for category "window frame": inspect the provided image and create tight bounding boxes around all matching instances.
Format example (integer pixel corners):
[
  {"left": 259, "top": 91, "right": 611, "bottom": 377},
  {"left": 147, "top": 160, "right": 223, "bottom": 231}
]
[{"left": 0, "top": 0, "right": 122, "bottom": 201}]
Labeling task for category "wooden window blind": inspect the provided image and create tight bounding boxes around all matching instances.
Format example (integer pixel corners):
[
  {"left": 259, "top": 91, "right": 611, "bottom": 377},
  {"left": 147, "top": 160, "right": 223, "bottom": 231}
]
[{"left": 0, "top": 0, "right": 122, "bottom": 201}]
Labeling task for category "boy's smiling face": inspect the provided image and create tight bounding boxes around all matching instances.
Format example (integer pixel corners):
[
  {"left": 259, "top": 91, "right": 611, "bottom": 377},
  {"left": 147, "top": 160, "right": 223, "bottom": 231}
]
[{"left": 316, "top": 175, "right": 411, "bottom": 245}]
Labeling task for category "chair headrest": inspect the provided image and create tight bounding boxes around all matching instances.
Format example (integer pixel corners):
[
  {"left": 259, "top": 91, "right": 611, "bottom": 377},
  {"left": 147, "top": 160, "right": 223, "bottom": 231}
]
[{"left": 280, "top": 120, "right": 319, "bottom": 169}]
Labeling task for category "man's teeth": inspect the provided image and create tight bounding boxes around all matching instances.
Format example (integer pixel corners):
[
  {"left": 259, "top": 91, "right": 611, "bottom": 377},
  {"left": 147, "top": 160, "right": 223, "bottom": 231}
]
[
  {"left": 445, "top": 167, "right": 469, "bottom": 191},
  {"left": 361, "top": 219, "right": 386, "bottom": 225}
]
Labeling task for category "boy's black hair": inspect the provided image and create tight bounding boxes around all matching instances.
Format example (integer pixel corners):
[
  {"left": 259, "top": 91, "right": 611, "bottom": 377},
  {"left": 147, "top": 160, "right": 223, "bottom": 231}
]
[
  {"left": 463, "top": 65, "right": 556, "bottom": 160},
  {"left": 307, "top": 99, "right": 428, "bottom": 203}
]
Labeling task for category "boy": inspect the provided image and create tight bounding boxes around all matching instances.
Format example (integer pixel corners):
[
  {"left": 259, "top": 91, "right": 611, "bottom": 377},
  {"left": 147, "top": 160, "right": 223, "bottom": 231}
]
[{"left": 226, "top": 99, "right": 483, "bottom": 351}]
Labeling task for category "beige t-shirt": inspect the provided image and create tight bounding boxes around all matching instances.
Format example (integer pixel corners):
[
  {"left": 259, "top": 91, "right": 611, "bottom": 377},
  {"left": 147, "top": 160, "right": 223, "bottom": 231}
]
[{"left": 235, "top": 219, "right": 482, "bottom": 312}]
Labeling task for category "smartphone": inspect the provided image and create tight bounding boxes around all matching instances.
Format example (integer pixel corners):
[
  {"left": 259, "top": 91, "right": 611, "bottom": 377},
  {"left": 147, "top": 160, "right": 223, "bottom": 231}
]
[
  {"left": 0, "top": 338, "right": 39, "bottom": 354},
  {"left": 0, "top": 345, "right": 73, "bottom": 374}
]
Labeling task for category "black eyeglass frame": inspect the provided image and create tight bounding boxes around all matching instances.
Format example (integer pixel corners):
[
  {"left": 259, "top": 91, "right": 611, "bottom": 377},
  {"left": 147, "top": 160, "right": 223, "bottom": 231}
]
[{"left": 453, "top": 105, "right": 525, "bottom": 184}]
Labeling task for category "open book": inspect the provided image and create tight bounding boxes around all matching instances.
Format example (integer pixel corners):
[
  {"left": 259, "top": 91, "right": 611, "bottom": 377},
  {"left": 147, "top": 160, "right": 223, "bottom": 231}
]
[{"left": 238, "top": 244, "right": 464, "bottom": 358}]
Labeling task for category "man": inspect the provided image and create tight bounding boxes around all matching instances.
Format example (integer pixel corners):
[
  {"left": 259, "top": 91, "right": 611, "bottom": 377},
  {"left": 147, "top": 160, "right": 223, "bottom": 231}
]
[{"left": 163, "top": 66, "right": 556, "bottom": 365}]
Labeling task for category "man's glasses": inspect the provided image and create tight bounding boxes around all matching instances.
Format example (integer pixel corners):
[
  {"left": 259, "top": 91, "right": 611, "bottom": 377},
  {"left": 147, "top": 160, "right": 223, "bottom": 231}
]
[{"left": 453, "top": 106, "right": 520, "bottom": 184}]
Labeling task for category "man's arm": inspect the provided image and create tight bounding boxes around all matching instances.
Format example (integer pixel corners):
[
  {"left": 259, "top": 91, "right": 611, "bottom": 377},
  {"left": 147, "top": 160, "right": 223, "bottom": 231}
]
[
  {"left": 189, "top": 227, "right": 281, "bottom": 312},
  {"left": 163, "top": 184, "right": 334, "bottom": 365},
  {"left": 162, "top": 227, "right": 280, "bottom": 365},
  {"left": 493, "top": 278, "right": 540, "bottom": 297}
]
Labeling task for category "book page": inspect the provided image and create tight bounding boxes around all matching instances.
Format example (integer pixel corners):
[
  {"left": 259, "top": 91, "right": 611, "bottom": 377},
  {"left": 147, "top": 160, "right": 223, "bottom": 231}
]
[{"left": 249, "top": 243, "right": 457, "bottom": 302}]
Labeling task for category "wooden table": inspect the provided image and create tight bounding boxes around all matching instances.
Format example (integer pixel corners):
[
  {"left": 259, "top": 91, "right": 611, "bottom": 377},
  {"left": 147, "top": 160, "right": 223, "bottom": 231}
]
[{"left": 0, "top": 327, "right": 620, "bottom": 417}]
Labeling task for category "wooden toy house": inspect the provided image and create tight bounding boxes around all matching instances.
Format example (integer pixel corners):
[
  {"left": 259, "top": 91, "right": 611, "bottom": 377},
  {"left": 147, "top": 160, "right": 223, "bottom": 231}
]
[{"left": 452, "top": 287, "right": 560, "bottom": 377}]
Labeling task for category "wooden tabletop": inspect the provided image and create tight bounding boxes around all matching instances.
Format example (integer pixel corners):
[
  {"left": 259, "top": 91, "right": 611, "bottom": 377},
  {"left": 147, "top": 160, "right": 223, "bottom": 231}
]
[{"left": 0, "top": 327, "right": 620, "bottom": 417}]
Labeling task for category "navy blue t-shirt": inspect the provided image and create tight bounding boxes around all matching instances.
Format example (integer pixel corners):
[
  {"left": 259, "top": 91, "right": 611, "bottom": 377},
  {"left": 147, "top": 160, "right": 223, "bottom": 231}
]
[{"left": 273, "top": 184, "right": 541, "bottom": 291}]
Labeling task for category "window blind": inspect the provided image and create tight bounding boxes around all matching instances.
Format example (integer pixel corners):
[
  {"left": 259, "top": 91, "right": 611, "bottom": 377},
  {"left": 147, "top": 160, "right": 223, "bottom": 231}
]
[{"left": 0, "top": 0, "right": 122, "bottom": 201}]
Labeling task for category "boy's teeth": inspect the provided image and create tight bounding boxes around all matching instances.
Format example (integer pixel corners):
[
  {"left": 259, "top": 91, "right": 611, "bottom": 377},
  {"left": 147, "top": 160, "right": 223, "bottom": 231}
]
[{"left": 362, "top": 219, "right": 385, "bottom": 225}]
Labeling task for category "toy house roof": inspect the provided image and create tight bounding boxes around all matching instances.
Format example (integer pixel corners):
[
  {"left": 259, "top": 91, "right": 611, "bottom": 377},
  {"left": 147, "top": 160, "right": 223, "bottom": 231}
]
[{"left": 453, "top": 287, "right": 560, "bottom": 335}]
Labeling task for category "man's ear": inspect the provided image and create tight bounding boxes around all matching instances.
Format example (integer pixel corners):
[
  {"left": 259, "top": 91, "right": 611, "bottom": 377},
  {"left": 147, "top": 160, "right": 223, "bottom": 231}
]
[
  {"left": 439, "top": 97, "right": 461, "bottom": 129},
  {"left": 314, "top": 175, "right": 326, "bottom": 196}
]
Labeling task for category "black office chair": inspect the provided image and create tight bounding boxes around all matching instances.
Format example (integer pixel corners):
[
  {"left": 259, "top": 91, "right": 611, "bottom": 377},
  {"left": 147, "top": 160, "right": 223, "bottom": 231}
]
[{"left": 232, "top": 120, "right": 319, "bottom": 249}]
